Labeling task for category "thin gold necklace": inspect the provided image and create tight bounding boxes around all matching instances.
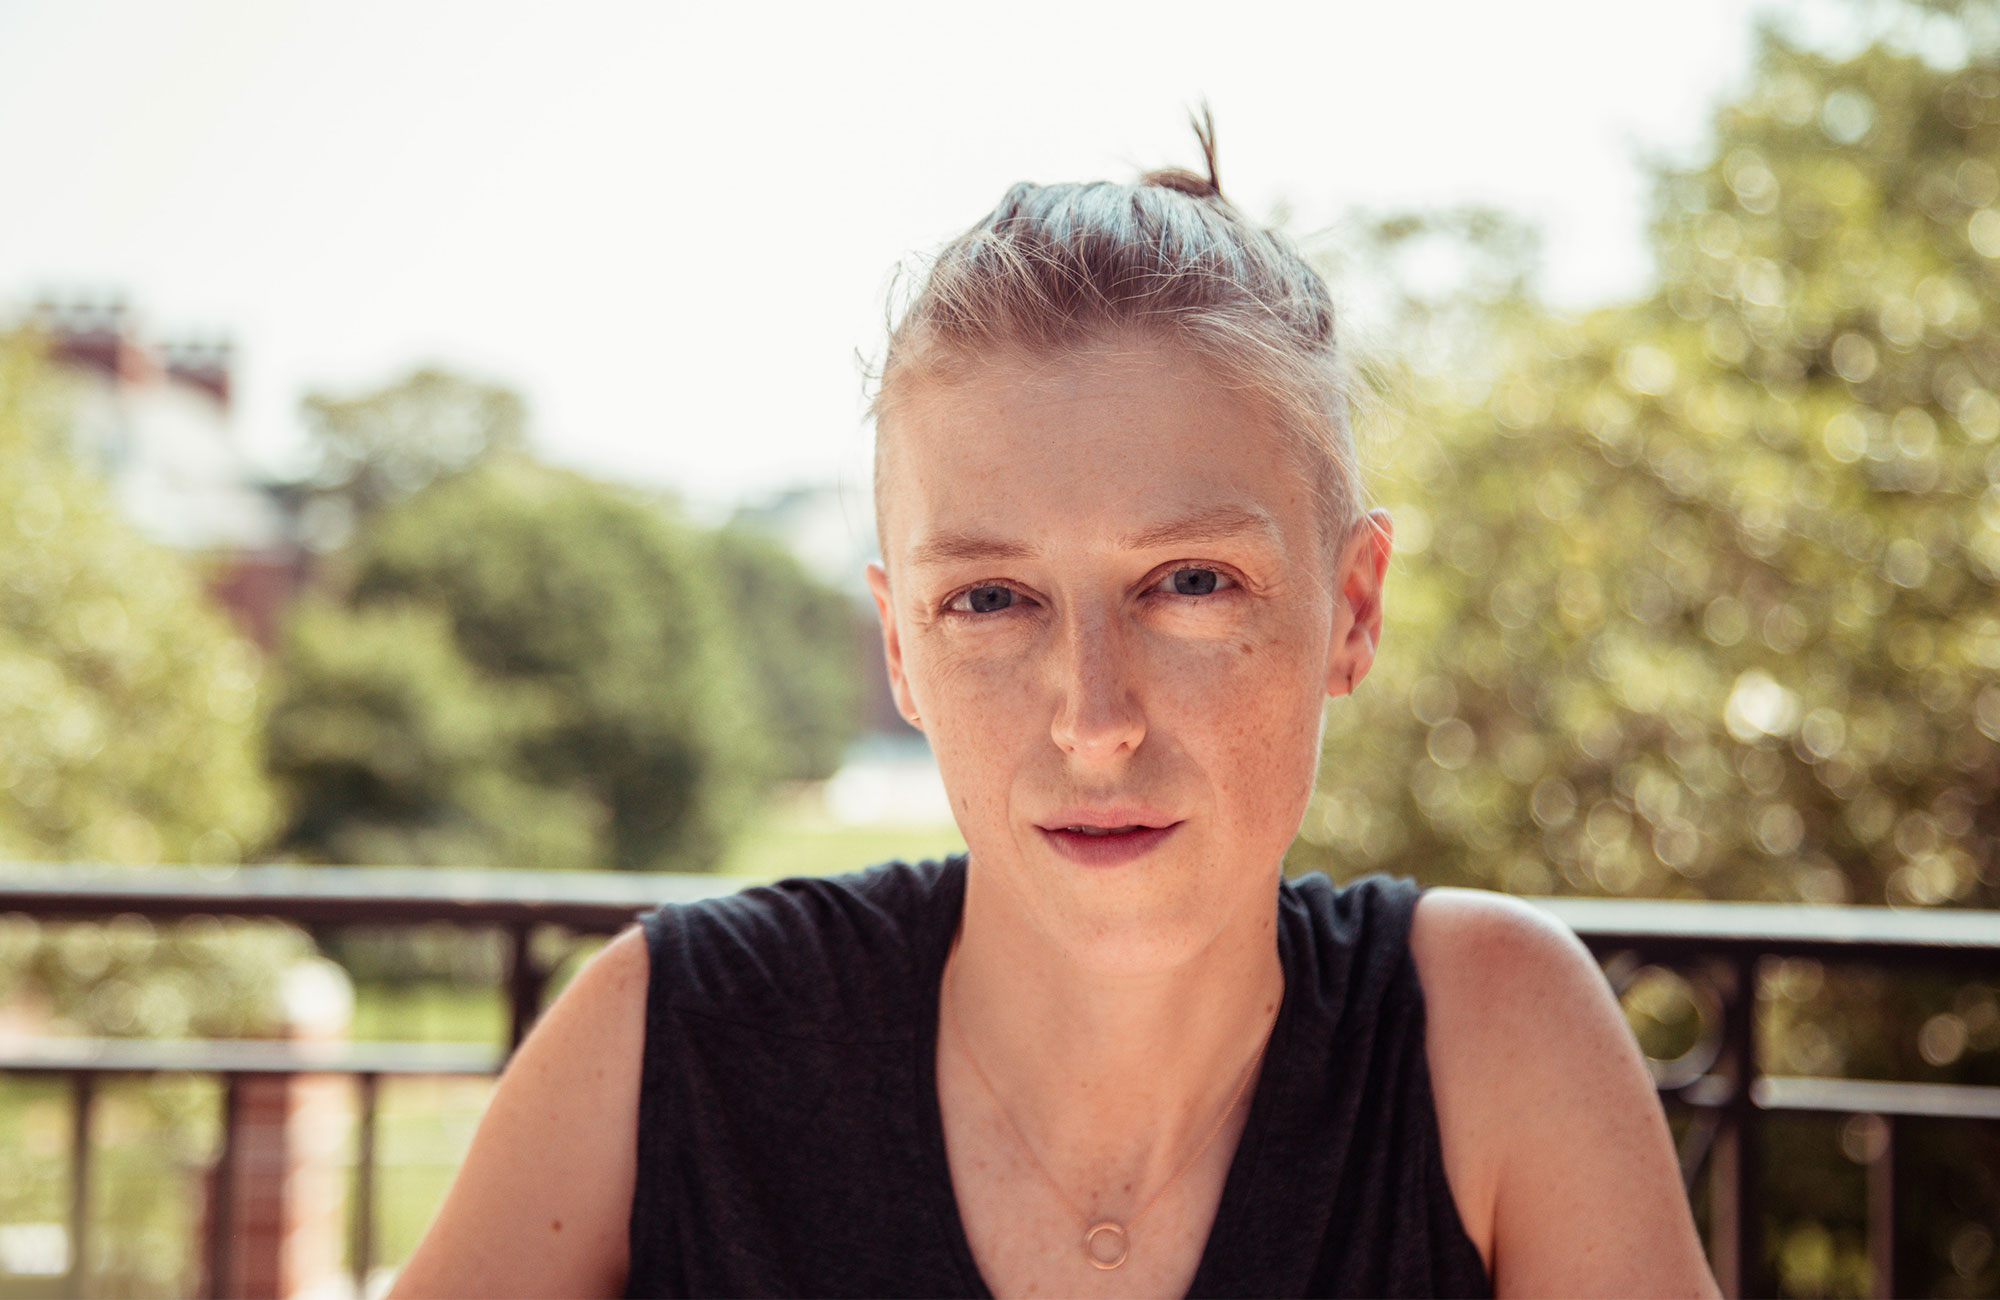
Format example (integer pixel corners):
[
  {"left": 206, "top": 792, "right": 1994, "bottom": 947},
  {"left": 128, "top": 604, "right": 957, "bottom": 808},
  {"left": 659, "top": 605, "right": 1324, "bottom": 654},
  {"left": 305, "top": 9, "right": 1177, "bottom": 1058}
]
[{"left": 942, "top": 933, "right": 1278, "bottom": 1271}]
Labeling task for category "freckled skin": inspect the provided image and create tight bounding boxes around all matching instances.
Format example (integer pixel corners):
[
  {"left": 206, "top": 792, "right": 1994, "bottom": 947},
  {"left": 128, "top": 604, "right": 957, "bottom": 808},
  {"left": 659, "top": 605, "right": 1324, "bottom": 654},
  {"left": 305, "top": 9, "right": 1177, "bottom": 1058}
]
[{"left": 869, "top": 336, "right": 1391, "bottom": 975}]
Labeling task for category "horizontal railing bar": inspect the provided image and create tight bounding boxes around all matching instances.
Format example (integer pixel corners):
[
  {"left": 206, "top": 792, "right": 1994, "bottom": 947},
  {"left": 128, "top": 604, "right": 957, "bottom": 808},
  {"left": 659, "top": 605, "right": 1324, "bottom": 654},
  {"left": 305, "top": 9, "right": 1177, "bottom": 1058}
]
[
  {"left": 1, "top": 865, "right": 1995, "bottom": 958},
  {"left": 1753, "top": 1073, "right": 2000, "bottom": 1122},
  {"left": 1530, "top": 895, "right": 2000, "bottom": 960},
  {"left": 8, "top": 1039, "right": 1996, "bottom": 1126},
  {"left": 0, "top": 863, "right": 763, "bottom": 931},
  {"left": 1664, "top": 1072, "right": 2000, "bottom": 1121},
  {"left": 1571, "top": 935, "right": 2000, "bottom": 974},
  {"left": 0, "top": 1036, "right": 500, "bottom": 1076}
]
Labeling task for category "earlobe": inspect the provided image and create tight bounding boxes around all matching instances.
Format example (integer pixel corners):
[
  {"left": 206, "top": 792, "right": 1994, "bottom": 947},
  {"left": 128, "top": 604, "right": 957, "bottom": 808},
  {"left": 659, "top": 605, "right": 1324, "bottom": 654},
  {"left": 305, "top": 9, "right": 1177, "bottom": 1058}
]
[
  {"left": 1323, "top": 594, "right": 1363, "bottom": 699},
  {"left": 1324, "top": 509, "right": 1392, "bottom": 700},
  {"left": 865, "top": 562, "right": 920, "bottom": 725}
]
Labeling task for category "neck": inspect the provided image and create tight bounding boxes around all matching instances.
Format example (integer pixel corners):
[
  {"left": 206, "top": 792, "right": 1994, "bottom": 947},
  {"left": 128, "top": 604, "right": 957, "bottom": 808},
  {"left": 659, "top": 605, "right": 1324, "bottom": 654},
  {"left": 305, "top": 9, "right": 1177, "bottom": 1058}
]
[{"left": 940, "top": 858, "right": 1285, "bottom": 1216}]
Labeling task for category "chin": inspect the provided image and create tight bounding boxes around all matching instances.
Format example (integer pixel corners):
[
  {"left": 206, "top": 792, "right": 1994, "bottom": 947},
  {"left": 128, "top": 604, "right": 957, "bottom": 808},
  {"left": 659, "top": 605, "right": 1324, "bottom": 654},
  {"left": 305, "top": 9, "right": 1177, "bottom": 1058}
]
[{"left": 1024, "top": 844, "right": 1260, "bottom": 976}]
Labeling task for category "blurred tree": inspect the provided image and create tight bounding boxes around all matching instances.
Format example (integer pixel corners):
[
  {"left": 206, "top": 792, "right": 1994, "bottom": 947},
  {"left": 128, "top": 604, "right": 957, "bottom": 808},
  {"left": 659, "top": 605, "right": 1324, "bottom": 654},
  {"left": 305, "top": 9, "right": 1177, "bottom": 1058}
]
[
  {"left": 268, "top": 456, "right": 771, "bottom": 871},
  {"left": 709, "top": 525, "right": 866, "bottom": 784},
  {"left": 0, "top": 331, "right": 277, "bottom": 868},
  {"left": 1296, "top": 17, "right": 2000, "bottom": 916},
  {"left": 295, "top": 366, "right": 526, "bottom": 546},
  {"left": 1290, "top": 10, "right": 2000, "bottom": 1294},
  {"left": 1313, "top": 203, "right": 1544, "bottom": 396}
]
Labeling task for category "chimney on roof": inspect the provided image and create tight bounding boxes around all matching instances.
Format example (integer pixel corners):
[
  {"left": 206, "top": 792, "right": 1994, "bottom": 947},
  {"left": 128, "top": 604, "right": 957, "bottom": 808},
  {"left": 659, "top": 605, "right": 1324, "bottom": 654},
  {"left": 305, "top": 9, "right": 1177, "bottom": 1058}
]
[
  {"left": 163, "top": 336, "right": 234, "bottom": 409},
  {"left": 33, "top": 293, "right": 154, "bottom": 387},
  {"left": 28, "top": 293, "right": 233, "bottom": 410}
]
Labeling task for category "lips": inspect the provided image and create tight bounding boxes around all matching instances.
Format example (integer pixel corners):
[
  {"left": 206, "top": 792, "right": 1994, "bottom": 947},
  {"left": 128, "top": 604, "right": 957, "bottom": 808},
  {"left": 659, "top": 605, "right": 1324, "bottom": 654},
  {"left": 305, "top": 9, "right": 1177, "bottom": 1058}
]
[
  {"left": 1038, "top": 807, "right": 1177, "bottom": 834},
  {"left": 1037, "top": 811, "right": 1182, "bottom": 866}
]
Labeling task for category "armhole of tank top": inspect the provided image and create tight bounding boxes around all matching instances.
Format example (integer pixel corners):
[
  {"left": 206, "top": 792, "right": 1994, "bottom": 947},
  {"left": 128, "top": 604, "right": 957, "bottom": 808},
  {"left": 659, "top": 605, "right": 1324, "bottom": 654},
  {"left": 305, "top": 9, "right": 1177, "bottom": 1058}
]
[
  {"left": 624, "top": 903, "right": 678, "bottom": 1299},
  {"left": 1400, "top": 883, "right": 1496, "bottom": 1296}
]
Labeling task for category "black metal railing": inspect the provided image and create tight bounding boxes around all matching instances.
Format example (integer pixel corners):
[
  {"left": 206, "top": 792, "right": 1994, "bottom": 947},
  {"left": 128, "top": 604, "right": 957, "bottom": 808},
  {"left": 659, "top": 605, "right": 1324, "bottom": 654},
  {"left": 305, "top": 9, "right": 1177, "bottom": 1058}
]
[
  {"left": 0, "top": 863, "right": 1995, "bottom": 1299},
  {"left": 1531, "top": 893, "right": 2000, "bottom": 1297},
  {"left": 0, "top": 863, "right": 752, "bottom": 1299}
]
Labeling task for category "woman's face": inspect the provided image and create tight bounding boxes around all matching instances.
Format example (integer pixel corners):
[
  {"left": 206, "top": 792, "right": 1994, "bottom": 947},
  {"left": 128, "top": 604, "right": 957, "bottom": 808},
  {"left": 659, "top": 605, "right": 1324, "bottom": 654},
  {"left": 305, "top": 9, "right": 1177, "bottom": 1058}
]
[{"left": 867, "top": 334, "right": 1391, "bottom": 972}]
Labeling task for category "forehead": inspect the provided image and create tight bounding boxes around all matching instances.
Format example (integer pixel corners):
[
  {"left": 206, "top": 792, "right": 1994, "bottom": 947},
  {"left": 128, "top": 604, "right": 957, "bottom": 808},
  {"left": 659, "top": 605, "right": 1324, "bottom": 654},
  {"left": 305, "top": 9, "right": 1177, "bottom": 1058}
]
[{"left": 877, "top": 338, "right": 1322, "bottom": 572}]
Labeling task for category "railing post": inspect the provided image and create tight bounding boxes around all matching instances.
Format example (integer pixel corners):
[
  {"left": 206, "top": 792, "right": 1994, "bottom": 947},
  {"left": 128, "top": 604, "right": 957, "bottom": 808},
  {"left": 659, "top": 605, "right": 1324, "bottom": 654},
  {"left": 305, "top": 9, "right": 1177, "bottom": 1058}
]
[
  {"left": 1731, "top": 952, "right": 1765, "bottom": 1300},
  {"left": 1677, "top": 1106, "right": 1722, "bottom": 1194},
  {"left": 1707, "top": 952, "right": 1766, "bottom": 1299},
  {"left": 506, "top": 922, "right": 546, "bottom": 1059},
  {"left": 352, "top": 1072, "right": 379, "bottom": 1300},
  {"left": 67, "top": 1071, "right": 93, "bottom": 1297},
  {"left": 207, "top": 1073, "right": 242, "bottom": 1300},
  {"left": 1867, "top": 1114, "right": 1896, "bottom": 1299}
]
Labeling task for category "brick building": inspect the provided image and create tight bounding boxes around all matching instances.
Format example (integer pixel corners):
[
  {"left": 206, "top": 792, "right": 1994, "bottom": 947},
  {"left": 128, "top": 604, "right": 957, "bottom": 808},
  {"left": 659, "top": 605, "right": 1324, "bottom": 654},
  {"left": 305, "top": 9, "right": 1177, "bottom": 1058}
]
[{"left": 27, "top": 294, "right": 312, "bottom": 648}]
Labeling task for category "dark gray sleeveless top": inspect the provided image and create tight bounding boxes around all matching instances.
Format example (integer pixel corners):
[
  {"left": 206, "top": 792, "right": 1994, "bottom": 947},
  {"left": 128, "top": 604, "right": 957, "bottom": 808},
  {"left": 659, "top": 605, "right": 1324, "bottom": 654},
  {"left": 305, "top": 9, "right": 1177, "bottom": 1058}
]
[{"left": 625, "top": 854, "right": 1492, "bottom": 1298}]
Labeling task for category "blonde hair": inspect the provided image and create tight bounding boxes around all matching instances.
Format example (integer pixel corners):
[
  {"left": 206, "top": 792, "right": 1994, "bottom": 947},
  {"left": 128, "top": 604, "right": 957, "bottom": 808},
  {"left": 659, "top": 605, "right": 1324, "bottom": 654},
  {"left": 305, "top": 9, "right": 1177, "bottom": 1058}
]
[{"left": 866, "top": 106, "right": 1362, "bottom": 566}]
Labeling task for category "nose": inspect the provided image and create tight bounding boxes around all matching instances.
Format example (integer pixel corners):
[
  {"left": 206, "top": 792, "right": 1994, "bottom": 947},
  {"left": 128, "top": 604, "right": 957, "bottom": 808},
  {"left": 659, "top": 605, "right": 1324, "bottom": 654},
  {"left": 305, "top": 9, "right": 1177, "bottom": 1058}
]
[{"left": 1048, "top": 609, "right": 1146, "bottom": 760}]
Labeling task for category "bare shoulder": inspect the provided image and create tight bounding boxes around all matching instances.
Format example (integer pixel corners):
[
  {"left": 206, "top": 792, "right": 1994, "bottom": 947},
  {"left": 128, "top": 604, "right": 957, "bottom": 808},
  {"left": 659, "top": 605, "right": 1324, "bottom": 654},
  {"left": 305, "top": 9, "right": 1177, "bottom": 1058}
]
[
  {"left": 386, "top": 922, "right": 651, "bottom": 1299},
  {"left": 1409, "top": 887, "right": 1721, "bottom": 1299},
  {"left": 1409, "top": 887, "right": 1609, "bottom": 1040}
]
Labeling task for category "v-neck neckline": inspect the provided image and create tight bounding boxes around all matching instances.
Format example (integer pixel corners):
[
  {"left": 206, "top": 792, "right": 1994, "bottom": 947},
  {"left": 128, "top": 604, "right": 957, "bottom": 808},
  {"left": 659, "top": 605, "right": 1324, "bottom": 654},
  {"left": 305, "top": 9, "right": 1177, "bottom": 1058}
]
[{"left": 911, "top": 856, "right": 1299, "bottom": 1300}]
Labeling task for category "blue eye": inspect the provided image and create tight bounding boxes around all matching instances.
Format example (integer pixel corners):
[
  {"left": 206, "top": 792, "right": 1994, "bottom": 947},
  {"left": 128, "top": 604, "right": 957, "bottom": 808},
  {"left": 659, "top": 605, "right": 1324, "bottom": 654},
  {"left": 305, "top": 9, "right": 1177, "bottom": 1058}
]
[
  {"left": 1161, "top": 567, "right": 1231, "bottom": 596},
  {"left": 951, "top": 585, "right": 1016, "bottom": 614}
]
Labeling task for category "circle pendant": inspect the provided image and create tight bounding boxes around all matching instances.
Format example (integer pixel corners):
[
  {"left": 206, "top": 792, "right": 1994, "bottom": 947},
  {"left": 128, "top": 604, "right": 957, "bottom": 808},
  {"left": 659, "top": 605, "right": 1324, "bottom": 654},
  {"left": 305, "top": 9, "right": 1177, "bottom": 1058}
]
[{"left": 1085, "top": 1222, "right": 1129, "bottom": 1270}]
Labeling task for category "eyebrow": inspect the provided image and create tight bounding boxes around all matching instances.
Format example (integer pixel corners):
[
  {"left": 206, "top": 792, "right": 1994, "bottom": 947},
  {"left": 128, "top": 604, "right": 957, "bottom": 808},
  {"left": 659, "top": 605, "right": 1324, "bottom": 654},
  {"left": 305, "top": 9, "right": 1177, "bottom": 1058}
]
[{"left": 905, "top": 504, "right": 1282, "bottom": 570}]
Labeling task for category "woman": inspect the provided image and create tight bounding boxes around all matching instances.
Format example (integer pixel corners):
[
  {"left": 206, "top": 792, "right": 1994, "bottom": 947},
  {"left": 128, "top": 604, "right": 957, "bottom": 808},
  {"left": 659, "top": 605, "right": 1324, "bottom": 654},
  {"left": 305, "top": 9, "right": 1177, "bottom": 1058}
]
[{"left": 388, "top": 119, "right": 1721, "bottom": 1298}]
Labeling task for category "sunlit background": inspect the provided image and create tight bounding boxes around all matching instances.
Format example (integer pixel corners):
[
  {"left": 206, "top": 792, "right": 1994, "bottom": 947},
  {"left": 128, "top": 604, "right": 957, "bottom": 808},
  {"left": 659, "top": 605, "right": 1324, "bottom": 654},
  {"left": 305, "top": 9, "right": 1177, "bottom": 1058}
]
[
  {"left": 2, "top": 0, "right": 1998, "bottom": 1296},
  {"left": 0, "top": 0, "right": 1784, "bottom": 502}
]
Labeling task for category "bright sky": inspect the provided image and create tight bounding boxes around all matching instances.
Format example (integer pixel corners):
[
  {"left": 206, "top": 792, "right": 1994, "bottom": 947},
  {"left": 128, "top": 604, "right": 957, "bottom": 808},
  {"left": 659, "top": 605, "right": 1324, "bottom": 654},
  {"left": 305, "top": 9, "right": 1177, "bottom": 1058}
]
[{"left": 0, "top": 0, "right": 1783, "bottom": 515}]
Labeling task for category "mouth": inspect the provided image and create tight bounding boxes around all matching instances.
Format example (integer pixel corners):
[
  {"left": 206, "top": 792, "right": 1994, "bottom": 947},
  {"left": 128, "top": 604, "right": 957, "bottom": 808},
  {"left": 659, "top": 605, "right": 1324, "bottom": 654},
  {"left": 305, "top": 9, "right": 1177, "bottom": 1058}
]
[{"left": 1037, "top": 819, "right": 1182, "bottom": 866}]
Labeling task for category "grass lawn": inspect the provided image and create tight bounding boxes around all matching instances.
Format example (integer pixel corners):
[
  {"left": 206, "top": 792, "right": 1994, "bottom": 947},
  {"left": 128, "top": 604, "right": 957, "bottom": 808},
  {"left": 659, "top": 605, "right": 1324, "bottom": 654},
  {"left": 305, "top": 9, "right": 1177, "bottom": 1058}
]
[
  {"left": 348, "top": 980, "right": 505, "bottom": 1044},
  {"left": 711, "top": 817, "right": 965, "bottom": 882},
  {"left": 361, "top": 1076, "right": 496, "bottom": 1274}
]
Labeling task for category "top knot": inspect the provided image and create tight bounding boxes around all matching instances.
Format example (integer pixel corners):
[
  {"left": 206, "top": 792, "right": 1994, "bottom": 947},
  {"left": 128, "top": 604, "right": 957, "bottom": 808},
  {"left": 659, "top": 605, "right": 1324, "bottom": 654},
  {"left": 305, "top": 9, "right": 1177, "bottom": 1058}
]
[
  {"left": 1139, "top": 166, "right": 1222, "bottom": 200},
  {"left": 1142, "top": 99, "right": 1224, "bottom": 202}
]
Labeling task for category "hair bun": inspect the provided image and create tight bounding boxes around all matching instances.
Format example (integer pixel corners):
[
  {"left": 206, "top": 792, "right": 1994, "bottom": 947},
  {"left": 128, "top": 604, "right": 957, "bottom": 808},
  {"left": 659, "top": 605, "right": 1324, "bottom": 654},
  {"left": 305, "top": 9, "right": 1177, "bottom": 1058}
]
[
  {"left": 1141, "top": 100, "right": 1225, "bottom": 203},
  {"left": 1140, "top": 166, "right": 1222, "bottom": 200}
]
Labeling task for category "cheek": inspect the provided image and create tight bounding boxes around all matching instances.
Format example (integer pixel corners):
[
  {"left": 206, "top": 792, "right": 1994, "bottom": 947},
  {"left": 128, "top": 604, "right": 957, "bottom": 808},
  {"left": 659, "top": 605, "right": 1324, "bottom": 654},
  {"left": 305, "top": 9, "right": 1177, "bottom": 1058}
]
[
  {"left": 901, "top": 638, "right": 1039, "bottom": 801},
  {"left": 905, "top": 635, "right": 1034, "bottom": 719},
  {"left": 1191, "top": 638, "right": 1327, "bottom": 814}
]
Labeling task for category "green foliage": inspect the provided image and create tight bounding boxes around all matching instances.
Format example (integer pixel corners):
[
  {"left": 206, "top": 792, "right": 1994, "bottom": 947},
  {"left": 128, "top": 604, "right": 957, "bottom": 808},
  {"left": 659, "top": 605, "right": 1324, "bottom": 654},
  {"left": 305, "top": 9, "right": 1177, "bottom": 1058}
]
[
  {"left": 300, "top": 366, "right": 526, "bottom": 525},
  {"left": 1290, "top": 16, "right": 2000, "bottom": 1292},
  {"left": 268, "top": 456, "right": 771, "bottom": 870},
  {"left": 0, "top": 912, "right": 311, "bottom": 1038},
  {"left": 1294, "top": 21, "right": 2000, "bottom": 916},
  {"left": 709, "top": 525, "right": 866, "bottom": 783},
  {"left": 0, "top": 328, "right": 305, "bottom": 1027},
  {"left": 266, "top": 598, "right": 604, "bottom": 868},
  {"left": 0, "top": 333, "right": 278, "bottom": 866}
]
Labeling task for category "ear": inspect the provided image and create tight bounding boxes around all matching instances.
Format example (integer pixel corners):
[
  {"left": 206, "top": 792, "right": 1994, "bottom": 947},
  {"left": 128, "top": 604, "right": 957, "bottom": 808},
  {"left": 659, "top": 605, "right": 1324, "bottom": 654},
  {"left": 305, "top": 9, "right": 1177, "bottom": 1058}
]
[
  {"left": 1324, "top": 509, "right": 1394, "bottom": 699},
  {"left": 865, "top": 561, "right": 922, "bottom": 729}
]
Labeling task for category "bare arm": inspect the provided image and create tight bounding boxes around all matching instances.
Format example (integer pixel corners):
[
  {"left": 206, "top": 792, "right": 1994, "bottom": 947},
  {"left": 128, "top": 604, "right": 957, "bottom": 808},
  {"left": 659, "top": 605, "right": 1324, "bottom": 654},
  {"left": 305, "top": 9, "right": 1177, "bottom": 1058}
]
[
  {"left": 385, "top": 922, "right": 649, "bottom": 1299},
  {"left": 1413, "top": 888, "right": 1722, "bottom": 1299}
]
